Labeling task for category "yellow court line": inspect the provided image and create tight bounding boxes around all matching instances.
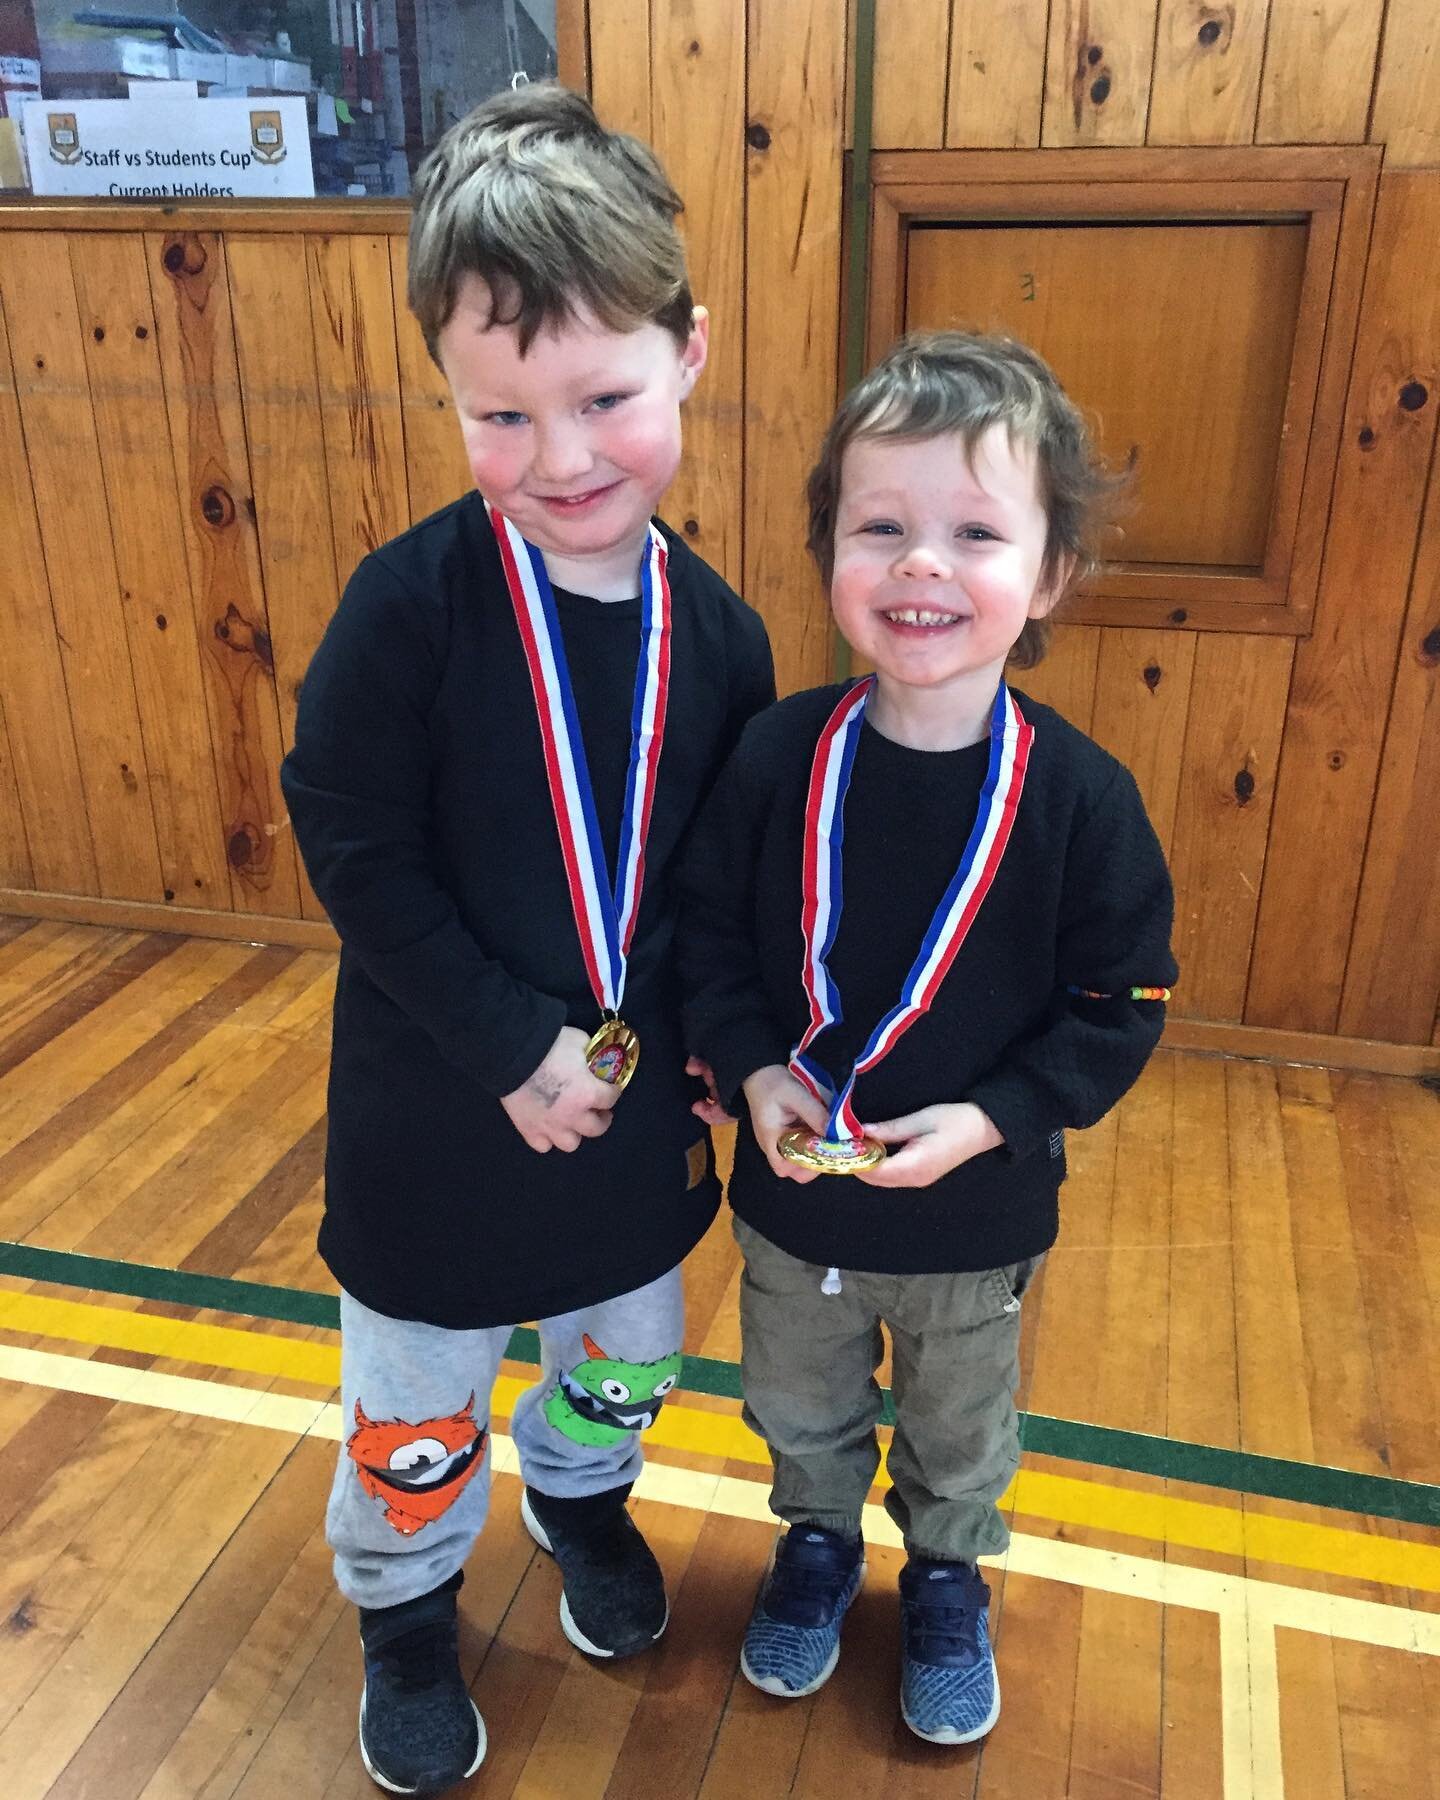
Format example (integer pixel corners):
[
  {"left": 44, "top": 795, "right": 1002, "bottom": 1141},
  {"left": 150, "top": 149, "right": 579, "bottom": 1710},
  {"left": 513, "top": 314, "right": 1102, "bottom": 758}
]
[{"left": 4, "top": 1289, "right": 1440, "bottom": 1596}]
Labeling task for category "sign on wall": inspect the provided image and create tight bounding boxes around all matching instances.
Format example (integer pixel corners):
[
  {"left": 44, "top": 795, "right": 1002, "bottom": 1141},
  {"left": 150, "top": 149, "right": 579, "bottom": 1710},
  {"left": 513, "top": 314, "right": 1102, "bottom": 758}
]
[{"left": 21, "top": 95, "right": 314, "bottom": 199}]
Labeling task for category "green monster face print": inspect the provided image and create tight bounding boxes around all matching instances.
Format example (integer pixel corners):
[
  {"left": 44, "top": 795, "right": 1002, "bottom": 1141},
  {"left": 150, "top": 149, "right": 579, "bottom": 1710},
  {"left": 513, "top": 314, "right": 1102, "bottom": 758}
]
[{"left": 544, "top": 1334, "right": 682, "bottom": 1448}]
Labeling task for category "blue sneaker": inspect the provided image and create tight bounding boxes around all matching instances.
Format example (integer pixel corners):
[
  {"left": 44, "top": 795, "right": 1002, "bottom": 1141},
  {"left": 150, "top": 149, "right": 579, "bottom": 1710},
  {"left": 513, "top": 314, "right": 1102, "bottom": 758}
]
[
  {"left": 899, "top": 1559, "right": 1000, "bottom": 1744},
  {"left": 740, "top": 1525, "right": 865, "bottom": 1697}
]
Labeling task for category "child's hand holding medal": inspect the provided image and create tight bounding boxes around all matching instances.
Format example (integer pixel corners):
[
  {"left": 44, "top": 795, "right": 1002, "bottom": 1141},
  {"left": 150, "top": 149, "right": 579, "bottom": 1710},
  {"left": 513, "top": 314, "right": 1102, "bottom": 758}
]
[
  {"left": 501, "top": 1025, "right": 622, "bottom": 1154},
  {"left": 851, "top": 1101, "right": 1004, "bottom": 1187},
  {"left": 742, "top": 1065, "right": 838, "bottom": 1184}
]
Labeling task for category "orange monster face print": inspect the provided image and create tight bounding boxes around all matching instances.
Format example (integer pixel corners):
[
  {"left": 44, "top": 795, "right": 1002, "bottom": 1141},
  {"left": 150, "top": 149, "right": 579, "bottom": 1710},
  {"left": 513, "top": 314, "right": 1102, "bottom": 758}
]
[{"left": 346, "top": 1392, "right": 488, "bottom": 1537}]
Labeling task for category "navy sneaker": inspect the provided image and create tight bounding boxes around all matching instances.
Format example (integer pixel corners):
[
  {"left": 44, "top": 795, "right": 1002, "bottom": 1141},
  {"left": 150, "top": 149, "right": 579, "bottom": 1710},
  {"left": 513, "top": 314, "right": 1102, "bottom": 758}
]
[
  {"left": 357, "top": 1573, "right": 486, "bottom": 1795},
  {"left": 740, "top": 1525, "right": 865, "bottom": 1697},
  {"left": 899, "top": 1558, "right": 1000, "bottom": 1744},
  {"left": 521, "top": 1482, "right": 668, "bottom": 1657}
]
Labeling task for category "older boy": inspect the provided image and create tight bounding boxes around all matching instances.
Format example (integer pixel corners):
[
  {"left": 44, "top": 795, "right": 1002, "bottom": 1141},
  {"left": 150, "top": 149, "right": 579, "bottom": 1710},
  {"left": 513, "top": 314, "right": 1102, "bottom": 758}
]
[{"left": 282, "top": 85, "right": 772, "bottom": 1794}]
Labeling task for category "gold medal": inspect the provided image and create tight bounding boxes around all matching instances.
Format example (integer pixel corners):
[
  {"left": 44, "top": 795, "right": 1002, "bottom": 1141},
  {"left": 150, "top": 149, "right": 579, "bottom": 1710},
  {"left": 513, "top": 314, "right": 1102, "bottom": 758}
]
[
  {"left": 585, "top": 1017, "right": 640, "bottom": 1091},
  {"left": 778, "top": 1128, "right": 886, "bottom": 1175}
]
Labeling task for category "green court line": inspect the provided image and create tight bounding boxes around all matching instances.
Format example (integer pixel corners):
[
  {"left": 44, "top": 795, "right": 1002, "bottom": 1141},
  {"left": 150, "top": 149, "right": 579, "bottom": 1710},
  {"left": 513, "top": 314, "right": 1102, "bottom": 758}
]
[{"left": 3, "top": 1239, "right": 1437, "bottom": 1528}]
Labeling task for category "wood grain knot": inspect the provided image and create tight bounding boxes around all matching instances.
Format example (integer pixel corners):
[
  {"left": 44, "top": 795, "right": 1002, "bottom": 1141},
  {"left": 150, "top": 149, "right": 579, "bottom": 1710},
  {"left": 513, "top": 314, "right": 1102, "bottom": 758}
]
[
  {"left": 745, "top": 121, "right": 771, "bottom": 151},
  {"left": 1090, "top": 75, "right": 1111, "bottom": 105},
  {"left": 201, "top": 486, "right": 235, "bottom": 528},
  {"left": 161, "top": 236, "right": 206, "bottom": 278},
  {"left": 155, "top": 614, "right": 168, "bottom": 631},
  {"left": 1087, "top": 45, "right": 1103, "bottom": 65},
  {"left": 213, "top": 604, "right": 275, "bottom": 673},
  {"left": 1420, "top": 626, "right": 1440, "bottom": 666},
  {"left": 687, "top": 38, "right": 701, "bottom": 56},
  {"left": 1358, "top": 426, "right": 1376, "bottom": 448},
  {"left": 684, "top": 518, "right": 700, "bottom": 537},
  {"left": 92, "top": 326, "right": 105, "bottom": 343},
  {"left": 228, "top": 828, "right": 257, "bottom": 869},
  {"left": 119, "top": 763, "right": 138, "bottom": 794},
  {"left": 1198, "top": 19, "right": 1222, "bottom": 47},
  {"left": 1233, "top": 768, "right": 1255, "bottom": 805},
  {"left": 1328, "top": 751, "right": 1346, "bottom": 770},
  {"left": 135, "top": 325, "right": 148, "bottom": 339},
  {"left": 1142, "top": 664, "right": 1162, "bottom": 691},
  {"left": 1168, "top": 608, "right": 1188, "bottom": 624},
  {"left": 164, "top": 888, "right": 175, "bottom": 901},
  {"left": 1399, "top": 381, "right": 1428, "bottom": 412}
]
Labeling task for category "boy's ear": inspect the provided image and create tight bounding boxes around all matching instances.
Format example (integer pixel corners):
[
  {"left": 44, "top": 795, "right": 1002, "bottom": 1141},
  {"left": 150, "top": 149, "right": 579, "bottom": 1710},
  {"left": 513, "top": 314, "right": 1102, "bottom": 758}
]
[
  {"left": 678, "top": 305, "right": 710, "bottom": 400},
  {"left": 1030, "top": 550, "right": 1075, "bottom": 619}
]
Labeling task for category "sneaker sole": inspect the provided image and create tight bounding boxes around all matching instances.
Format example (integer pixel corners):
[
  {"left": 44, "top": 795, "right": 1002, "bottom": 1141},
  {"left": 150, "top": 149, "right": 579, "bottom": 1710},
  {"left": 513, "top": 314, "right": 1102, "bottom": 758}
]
[
  {"left": 901, "top": 1670, "right": 1002, "bottom": 1746},
  {"left": 740, "top": 1639, "right": 841, "bottom": 1699},
  {"left": 738, "top": 1556, "right": 867, "bottom": 1699},
  {"left": 358, "top": 1692, "right": 486, "bottom": 1794},
  {"left": 519, "top": 1489, "right": 669, "bottom": 1660}
]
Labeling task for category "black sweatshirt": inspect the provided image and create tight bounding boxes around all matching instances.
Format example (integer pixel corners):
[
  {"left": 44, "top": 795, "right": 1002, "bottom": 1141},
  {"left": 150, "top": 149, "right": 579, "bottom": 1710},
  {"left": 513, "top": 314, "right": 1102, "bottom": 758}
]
[
  {"left": 679, "top": 683, "right": 1177, "bottom": 1275},
  {"left": 280, "top": 493, "right": 774, "bottom": 1328}
]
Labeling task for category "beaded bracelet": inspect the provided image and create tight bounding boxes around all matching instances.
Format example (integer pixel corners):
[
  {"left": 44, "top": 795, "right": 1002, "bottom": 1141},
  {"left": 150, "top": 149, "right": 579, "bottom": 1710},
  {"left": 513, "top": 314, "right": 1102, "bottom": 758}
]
[{"left": 1067, "top": 985, "right": 1172, "bottom": 1002}]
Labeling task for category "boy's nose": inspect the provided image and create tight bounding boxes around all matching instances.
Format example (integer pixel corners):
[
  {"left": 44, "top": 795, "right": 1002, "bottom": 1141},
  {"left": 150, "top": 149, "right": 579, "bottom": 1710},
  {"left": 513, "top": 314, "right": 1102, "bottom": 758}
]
[
  {"left": 531, "top": 424, "right": 594, "bottom": 484},
  {"left": 895, "top": 543, "right": 951, "bottom": 579}
]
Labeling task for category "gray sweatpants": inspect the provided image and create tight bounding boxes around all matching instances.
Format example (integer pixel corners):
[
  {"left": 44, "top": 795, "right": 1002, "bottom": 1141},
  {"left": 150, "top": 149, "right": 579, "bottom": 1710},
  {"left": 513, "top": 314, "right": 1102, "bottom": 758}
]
[
  {"left": 326, "top": 1267, "right": 684, "bottom": 1608},
  {"left": 734, "top": 1218, "right": 1041, "bottom": 1564}
]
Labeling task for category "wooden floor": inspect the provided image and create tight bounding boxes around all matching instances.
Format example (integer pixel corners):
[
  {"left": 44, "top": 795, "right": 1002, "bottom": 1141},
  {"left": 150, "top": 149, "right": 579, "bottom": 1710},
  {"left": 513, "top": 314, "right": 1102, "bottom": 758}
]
[{"left": 0, "top": 914, "right": 1437, "bottom": 1799}]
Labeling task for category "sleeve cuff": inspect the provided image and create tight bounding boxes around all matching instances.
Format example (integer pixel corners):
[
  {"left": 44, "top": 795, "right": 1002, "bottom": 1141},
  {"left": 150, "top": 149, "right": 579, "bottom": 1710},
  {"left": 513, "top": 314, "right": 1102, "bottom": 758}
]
[{"left": 964, "top": 1075, "right": 1050, "bottom": 1163}]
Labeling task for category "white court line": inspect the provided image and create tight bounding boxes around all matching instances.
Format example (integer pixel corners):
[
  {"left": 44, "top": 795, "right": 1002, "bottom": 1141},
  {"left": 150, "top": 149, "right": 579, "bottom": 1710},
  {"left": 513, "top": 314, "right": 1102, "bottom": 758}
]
[{"left": 8, "top": 1344, "right": 1440, "bottom": 1800}]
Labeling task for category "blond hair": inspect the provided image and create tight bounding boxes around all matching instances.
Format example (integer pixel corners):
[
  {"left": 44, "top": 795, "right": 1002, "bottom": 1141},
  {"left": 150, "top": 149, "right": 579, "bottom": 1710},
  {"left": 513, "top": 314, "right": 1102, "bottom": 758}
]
[
  {"left": 407, "top": 84, "right": 695, "bottom": 364},
  {"left": 808, "top": 331, "right": 1123, "bottom": 667}
]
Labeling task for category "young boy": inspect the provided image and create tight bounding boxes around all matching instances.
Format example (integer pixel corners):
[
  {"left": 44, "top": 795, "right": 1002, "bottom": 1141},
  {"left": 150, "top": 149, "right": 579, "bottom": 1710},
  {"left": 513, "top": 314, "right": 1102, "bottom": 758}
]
[
  {"left": 681, "top": 332, "right": 1176, "bottom": 1746},
  {"left": 281, "top": 85, "right": 773, "bottom": 1794}
]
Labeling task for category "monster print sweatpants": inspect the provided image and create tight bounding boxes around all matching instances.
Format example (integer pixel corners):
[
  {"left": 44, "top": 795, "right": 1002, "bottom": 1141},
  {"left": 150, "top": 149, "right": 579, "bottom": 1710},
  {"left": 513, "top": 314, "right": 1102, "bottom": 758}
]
[{"left": 326, "top": 1267, "right": 684, "bottom": 1608}]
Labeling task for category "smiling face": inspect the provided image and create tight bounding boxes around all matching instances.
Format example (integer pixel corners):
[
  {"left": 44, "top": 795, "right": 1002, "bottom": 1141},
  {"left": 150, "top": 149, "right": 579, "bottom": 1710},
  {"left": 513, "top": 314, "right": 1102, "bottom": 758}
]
[
  {"left": 830, "top": 426, "right": 1063, "bottom": 713},
  {"left": 437, "top": 273, "right": 708, "bottom": 588}
]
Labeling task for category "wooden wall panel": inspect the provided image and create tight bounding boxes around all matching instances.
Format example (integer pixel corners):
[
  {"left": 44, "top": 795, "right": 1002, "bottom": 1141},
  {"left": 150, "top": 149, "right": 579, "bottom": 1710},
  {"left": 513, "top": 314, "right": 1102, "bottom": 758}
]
[
  {"left": 1338, "top": 424, "right": 1440, "bottom": 1043},
  {"left": 305, "top": 235, "right": 410, "bottom": 578},
  {"left": 588, "top": 0, "right": 654, "bottom": 139},
  {"left": 0, "top": 285, "right": 95, "bottom": 895},
  {"left": 1247, "top": 175, "right": 1440, "bottom": 1032},
  {"left": 1256, "top": 0, "right": 1385, "bottom": 145},
  {"left": 1, "top": 10, "right": 1438, "bottom": 1054},
  {"left": 1167, "top": 634, "right": 1293, "bottom": 1021},
  {"left": 1088, "top": 628, "right": 1198, "bottom": 858},
  {"left": 873, "top": 0, "right": 949, "bottom": 150},
  {"left": 0, "top": 696, "right": 32, "bottom": 890},
  {"left": 1043, "top": 0, "right": 1160, "bottom": 147},
  {"left": 1013, "top": 624, "right": 1101, "bottom": 733},
  {"left": 150, "top": 230, "right": 301, "bottom": 918},
  {"left": 743, "top": 0, "right": 847, "bottom": 697},
  {"left": 386, "top": 238, "right": 472, "bottom": 528},
  {"left": 70, "top": 234, "right": 232, "bottom": 912},
  {"left": 652, "top": 0, "right": 746, "bottom": 591},
  {"left": 1147, "top": 0, "right": 1269, "bottom": 146},
  {"left": 946, "top": 0, "right": 1046, "bottom": 148},
  {"left": 1370, "top": 0, "right": 1440, "bottom": 169},
  {"left": 226, "top": 235, "right": 341, "bottom": 925},
  {"left": 0, "top": 232, "right": 161, "bottom": 902}
]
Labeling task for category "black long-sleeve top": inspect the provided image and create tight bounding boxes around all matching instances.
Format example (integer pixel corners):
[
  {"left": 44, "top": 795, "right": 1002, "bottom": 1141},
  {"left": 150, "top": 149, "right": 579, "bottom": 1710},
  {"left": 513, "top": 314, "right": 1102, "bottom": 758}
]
[
  {"left": 280, "top": 494, "right": 774, "bottom": 1328},
  {"left": 680, "top": 683, "right": 1177, "bottom": 1274}
]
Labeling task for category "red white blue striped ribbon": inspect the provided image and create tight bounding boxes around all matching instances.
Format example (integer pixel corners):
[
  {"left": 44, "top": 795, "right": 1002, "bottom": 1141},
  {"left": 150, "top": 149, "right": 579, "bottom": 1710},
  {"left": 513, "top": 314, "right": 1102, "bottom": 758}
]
[
  {"left": 790, "top": 678, "right": 1033, "bottom": 1143},
  {"left": 488, "top": 504, "right": 671, "bottom": 1017}
]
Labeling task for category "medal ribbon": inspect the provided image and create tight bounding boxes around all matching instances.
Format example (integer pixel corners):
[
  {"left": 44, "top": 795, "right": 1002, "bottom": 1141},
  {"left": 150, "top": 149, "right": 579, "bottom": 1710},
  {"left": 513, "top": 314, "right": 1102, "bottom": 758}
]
[
  {"left": 488, "top": 504, "right": 671, "bottom": 1018},
  {"left": 789, "top": 678, "right": 1034, "bottom": 1143}
]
